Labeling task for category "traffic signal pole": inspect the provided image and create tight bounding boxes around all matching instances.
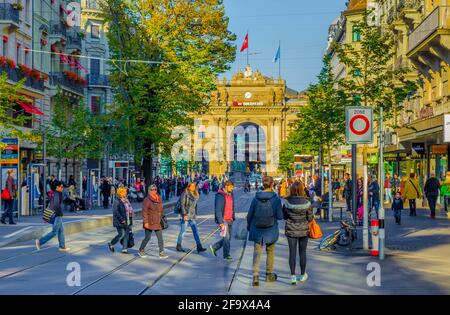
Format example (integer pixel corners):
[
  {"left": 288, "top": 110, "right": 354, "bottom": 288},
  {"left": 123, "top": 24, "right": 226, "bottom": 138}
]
[{"left": 352, "top": 144, "right": 357, "bottom": 221}]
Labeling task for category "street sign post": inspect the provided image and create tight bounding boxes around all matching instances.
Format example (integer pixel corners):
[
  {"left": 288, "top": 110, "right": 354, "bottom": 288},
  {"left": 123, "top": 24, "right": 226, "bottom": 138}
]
[{"left": 346, "top": 107, "right": 374, "bottom": 253}]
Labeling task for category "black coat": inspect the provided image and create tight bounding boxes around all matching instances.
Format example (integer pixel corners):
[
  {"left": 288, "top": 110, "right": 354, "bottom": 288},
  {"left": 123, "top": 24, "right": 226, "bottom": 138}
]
[
  {"left": 112, "top": 199, "right": 128, "bottom": 228},
  {"left": 343, "top": 179, "right": 352, "bottom": 198},
  {"left": 424, "top": 177, "right": 440, "bottom": 197},
  {"left": 282, "top": 196, "right": 314, "bottom": 238}
]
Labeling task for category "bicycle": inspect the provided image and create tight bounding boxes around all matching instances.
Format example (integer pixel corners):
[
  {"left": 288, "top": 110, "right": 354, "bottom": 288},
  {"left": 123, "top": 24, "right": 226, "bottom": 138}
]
[{"left": 318, "top": 214, "right": 357, "bottom": 251}]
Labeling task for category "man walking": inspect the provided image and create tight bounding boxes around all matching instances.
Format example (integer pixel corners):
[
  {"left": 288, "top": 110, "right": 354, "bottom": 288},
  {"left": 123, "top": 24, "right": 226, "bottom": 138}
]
[
  {"left": 368, "top": 175, "right": 380, "bottom": 217},
  {"left": 100, "top": 177, "right": 111, "bottom": 209},
  {"left": 424, "top": 173, "right": 440, "bottom": 219},
  {"left": 210, "top": 180, "right": 235, "bottom": 261},
  {"left": 247, "top": 176, "right": 283, "bottom": 287},
  {"left": 36, "top": 181, "right": 70, "bottom": 251},
  {"left": 385, "top": 173, "right": 393, "bottom": 204},
  {"left": 343, "top": 173, "right": 352, "bottom": 212}
]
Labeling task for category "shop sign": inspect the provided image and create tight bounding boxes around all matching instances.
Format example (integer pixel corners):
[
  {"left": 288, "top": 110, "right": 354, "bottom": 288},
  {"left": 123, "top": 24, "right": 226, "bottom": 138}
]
[
  {"left": 1, "top": 138, "right": 19, "bottom": 165},
  {"left": 384, "top": 152, "right": 407, "bottom": 161},
  {"left": 431, "top": 144, "right": 448, "bottom": 155},
  {"left": 232, "top": 101, "right": 264, "bottom": 106},
  {"left": 294, "top": 155, "right": 313, "bottom": 163},
  {"left": 412, "top": 143, "right": 425, "bottom": 155},
  {"left": 367, "top": 154, "right": 379, "bottom": 164}
]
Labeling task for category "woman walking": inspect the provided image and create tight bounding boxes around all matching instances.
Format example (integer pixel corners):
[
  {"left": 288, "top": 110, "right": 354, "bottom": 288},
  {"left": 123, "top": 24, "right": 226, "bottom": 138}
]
[
  {"left": 282, "top": 182, "right": 314, "bottom": 285},
  {"left": 108, "top": 187, "right": 133, "bottom": 254},
  {"left": 176, "top": 182, "right": 207, "bottom": 253},
  {"left": 356, "top": 178, "right": 364, "bottom": 222},
  {"left": 1, "top": 169, "right": 17, "bottom": 225},
  {"left": 404, "top": 173, "right": 422, "bottom": 216},
  {"left": 138, "top": 185, "right": 168, "bottom": 258}
]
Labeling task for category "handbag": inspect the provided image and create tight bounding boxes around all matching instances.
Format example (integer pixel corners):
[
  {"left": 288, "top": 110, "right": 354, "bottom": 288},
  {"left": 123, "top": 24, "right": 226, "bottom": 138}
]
[
  {"left": 1, "top": 188, "right": 11, "bottom": 201},
  {"left": 308, "top": 219, "right": 323, "bottom": 239},
  {"left": 120, "top": 229, "right": 135, "bottom": 248},
  {"left": 160, "top": 214, "right": 169, "bottom": 230},
  {"left": 42, "top": 208, "right": 56, "bottom": 224}
]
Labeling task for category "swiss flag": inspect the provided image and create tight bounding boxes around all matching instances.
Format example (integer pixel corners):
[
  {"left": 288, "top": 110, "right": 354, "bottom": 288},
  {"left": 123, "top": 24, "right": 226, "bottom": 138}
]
[{"left": 240, "top": 33, "right": 248, "bottom": 52}]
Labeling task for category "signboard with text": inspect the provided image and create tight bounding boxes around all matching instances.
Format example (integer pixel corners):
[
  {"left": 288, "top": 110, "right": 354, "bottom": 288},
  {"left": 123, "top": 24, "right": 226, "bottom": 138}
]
[
  {"left": 345, "top": 107, "right": 373, "bottom": 144},
  {"left": 445, "top": 114, "right": 450, "bottom": 143},
  {"left": 1, "top": 138, "right": 19, "bottom": 164}
]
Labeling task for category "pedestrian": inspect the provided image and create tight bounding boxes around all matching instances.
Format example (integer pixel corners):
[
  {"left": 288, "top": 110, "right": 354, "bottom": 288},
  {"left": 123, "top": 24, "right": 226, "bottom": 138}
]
[
  {"left": 343, "top": 173, "right": 352, "bottom": 213},
  {"left": 313, "top": 175, "right": 321, "bottom": 197},
  {"left": 82, "top": 176, "right": 87, "bottom": 198},
  {"left": 1, "top": 169, "right": 17, "bottom": 225},
  {"left": 404, "top": 173, "right": 422, "bottom": 216},
  {"left": 424, "top": 173, "right": 440, "bottom": 219},
  {"left": 246, "top": 176, "right": 283, "bottom": 287},
  {"left": 202, "top": 179, "right": 210, "bottom": 195},
  {"left": 393, "top": 173, "right": 401, "bottom": 194},
  {"left": 100, "top": 177, "right": 111, "bottom": 209},
  {"left": 368, "top": 175, "right": 380, "bottom": 217},
  {"left": 282, "top": 181, "right": 314, "bottom": 285},
  {"left": 176, "top": 182, "right": 207, "bottom": 253},
  {"left": 356, "top": 178, "right": 363, "bottom": 222},
  {"left": 68, "top": 175, "right": 76, "bottom": 189},
  {"left": 279, "top": 179, "right": 288, "bottom": 198},
  {"left": 440, "top": 171, "right": 450, "bottom": 213},
  {"left": 392, "top": 191, "right": 404, "bottom": 225},
  {"left": 35, "top": 181, "right": 70, "bottom": 251},
  {"left": 210, "top": 180, "right": 235, "bottom": 261},
  {"left": 108, "top": 187, "right": 133, "bottom": 254},
  {"left": 384, "top": 173, "right": 393, "bottom": 204},
  {"left": 138, "top": 185, "right": 168, "bottom": 259},
  {"left": 110, "top": 183, "right": 116, "bottom": 205}
]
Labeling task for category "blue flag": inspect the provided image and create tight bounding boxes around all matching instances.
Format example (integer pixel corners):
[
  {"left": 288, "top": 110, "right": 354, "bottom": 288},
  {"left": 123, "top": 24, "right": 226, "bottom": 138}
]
[{"left": 273, "top": 44, "right": 280, "bottom": 63}]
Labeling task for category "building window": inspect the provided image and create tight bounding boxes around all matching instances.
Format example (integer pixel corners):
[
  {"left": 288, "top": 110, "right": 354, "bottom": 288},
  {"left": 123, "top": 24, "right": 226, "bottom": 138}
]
[
  {"left": 87, "top": 0, "right": 98, "bottom": 9},
  {"left": 91, "top": 96, "right": 101, "bottom": 114},
  {"left": 91, "top": 25, "right": 100, "bottom": 39},
  {"left": 352, "top": 26, "right": 361, "bottom": 42},
  {"left": 90, "top": 58, "right": 100, "bottom": 75}
]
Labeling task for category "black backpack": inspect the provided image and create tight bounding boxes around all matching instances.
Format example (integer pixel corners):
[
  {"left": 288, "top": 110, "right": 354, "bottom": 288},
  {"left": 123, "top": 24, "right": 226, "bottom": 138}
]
[{"left": 253, "top": 198, "right": 275, "bottom": 228}]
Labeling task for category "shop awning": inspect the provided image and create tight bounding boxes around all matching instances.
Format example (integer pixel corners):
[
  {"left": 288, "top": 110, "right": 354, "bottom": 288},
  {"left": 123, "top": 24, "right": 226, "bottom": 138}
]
[{"left": 18, "top": 102, "right": 44, "bottom": 116}]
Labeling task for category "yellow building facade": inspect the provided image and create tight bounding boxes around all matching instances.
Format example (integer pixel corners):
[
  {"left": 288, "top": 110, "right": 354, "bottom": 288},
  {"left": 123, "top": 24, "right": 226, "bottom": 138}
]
[{"left": 191, "top": 66, "right": 306, "bottom": 178}]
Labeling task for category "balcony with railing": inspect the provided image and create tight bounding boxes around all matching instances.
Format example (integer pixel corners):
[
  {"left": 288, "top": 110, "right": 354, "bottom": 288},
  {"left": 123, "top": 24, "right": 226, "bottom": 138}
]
[
  {"left": 67, "top": 29, "right": 82, "bottom": 50},
  {"left": 408, "top": 6, "right": 450, "bottom": 52},
  {"left": 50, "top": 72, "right": 85, "bottom": 95},
  {"left": 0, "top": 3, "right": 19, "bottom": 26},
  {"left": 1, "top": 64, "right": 45, "bottom": 92},
  {"left": 88, "top": 74, "right": 110, "bottom": 87}
]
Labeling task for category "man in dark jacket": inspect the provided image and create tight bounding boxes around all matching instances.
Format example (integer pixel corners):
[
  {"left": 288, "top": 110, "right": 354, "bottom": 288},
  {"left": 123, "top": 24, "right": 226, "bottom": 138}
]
[
  {"left": 368, "top": 175, "right": 380, "bottom": 216},
  {"left": 247, "top": 176, "right": 283, "bottom": 287},
  {"left": 210, "top": 180, "right": 235, "bottom": 261},
  {"left": 36, "top": 181, "right": 70, "bottom": 251},
  {"left": 343, "top": 173, "right": 352, "bottom": 212},
  {"left": 313, "top": 175, "right": 321, "bottom": 197},
  {"left": 424, "top": 174, "right": 440, "bottom": 218},
  {"left": 100, "top": 177, "right": 111, "bottom": 209}
]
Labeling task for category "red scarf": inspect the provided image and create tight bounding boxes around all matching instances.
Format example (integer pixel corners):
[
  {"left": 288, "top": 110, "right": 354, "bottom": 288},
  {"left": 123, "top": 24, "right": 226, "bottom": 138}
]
[{"left": 149, "top": 192, "right": 161, "bottom": 203}]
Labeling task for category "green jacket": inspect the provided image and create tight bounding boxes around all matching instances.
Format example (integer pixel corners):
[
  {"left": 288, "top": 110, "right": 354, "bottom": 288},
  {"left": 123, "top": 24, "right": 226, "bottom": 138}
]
[{"left": 440, "top": 183, "right": 450, "bottom": 197}]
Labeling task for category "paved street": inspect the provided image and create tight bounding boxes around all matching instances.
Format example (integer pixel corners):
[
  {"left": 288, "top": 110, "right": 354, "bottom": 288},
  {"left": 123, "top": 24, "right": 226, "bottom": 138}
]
[{"left": 0, "top": 189, "right": 449, "bottom": 295}]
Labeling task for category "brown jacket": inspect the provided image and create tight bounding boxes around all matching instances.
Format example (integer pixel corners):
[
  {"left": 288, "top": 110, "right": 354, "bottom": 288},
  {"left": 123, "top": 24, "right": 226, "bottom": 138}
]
[
  {"left": 142, "top": 194, "right": 164, "bottom": 231},
  {"left": 6, "top": 176, "right": 16, "bottom": 199}
]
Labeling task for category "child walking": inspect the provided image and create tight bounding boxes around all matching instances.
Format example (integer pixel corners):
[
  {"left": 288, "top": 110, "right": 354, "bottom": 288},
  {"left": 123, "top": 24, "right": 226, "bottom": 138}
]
[{"left": 392, "top": 191, "right": 404, "bottom": 225}]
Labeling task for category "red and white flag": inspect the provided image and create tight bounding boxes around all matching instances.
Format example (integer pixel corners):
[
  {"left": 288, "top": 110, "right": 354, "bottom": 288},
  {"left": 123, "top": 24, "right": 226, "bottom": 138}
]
[{"left": 240, "top": 33, "right": 248, "bottom": 52}]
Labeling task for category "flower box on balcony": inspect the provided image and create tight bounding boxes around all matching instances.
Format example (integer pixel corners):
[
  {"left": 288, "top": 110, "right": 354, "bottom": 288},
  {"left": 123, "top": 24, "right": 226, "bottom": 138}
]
[
  {"left": 18, "top": 64, "right": 32, "bottom": 77},
  {"left": 2, "top": 36, "right": 8, "bottom": 42}
]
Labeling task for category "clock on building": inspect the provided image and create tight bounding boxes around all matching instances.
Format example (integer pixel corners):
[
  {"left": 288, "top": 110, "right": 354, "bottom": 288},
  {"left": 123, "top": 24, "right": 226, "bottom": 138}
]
[{"left": 244, "top": 92, "right": 252, "bottom": 99}]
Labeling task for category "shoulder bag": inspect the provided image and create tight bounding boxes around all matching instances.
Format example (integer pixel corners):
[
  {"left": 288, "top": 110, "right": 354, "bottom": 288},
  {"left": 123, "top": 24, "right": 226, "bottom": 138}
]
[
  {"left": 160, "top": 214, "right": 169, "bottom": 230},
  {"left": 409, "top": 180, "right": 420, "bottom": 198}
]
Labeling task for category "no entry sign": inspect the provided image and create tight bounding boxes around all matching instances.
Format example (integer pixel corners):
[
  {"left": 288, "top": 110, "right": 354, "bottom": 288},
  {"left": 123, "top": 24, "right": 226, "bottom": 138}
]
[{"left": 346, "top": 107, "right": 373, "bottom": 144}]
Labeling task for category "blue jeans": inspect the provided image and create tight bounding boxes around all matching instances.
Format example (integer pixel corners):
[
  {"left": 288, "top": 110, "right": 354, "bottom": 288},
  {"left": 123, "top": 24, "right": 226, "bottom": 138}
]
[
  {"left": 177, "top": 219, "right": 201, "bottom": 246},
  {"left": 212, "top": 221, "right": 232, "bottom": 258},
  {"left": 39, "top": 216, "right": 66, "bottom": 248},
  {"left": 160, "top": 189, "right": 166, "bottom": 201}
]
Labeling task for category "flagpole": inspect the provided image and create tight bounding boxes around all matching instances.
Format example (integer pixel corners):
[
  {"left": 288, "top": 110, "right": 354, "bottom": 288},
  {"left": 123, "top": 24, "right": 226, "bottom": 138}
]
[
  {"left": 246, "top": 30, "right": 249, "bottom": 65},
  {"left": 278, "top": 40, "right": 281, "bottom": 79}
]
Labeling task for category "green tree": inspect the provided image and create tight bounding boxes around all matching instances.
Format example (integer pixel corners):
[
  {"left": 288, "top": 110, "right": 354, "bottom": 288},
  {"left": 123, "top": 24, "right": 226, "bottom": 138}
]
[
  {"left": 287, "top": 55, "right": 346, "bottom": 173},
  {"left": 101, "top": 0, "right": 236, "bottom": 184},
  {"left": 335, "top": 10, "right": 417, "bottom": 120},
  {"left": 45, "top": 90, "right": 103, "bottom": 175},
  {"left": 0, "top": 73, "right": 34, "bottom": 147}
]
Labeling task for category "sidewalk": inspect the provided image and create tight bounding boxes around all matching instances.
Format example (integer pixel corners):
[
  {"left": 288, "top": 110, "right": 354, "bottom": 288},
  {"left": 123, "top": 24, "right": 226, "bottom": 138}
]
[
  {"left": 0, "top": 196, "right": 178, "bottom": 248},
  {"left": 230, "top": 202, "right": 450, "bottom": 294}
]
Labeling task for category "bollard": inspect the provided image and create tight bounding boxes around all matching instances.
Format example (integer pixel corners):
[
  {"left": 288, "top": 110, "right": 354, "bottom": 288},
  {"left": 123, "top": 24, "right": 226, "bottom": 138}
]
[{"left": 370, "top": 219, "right": 379, "bottom": 256}]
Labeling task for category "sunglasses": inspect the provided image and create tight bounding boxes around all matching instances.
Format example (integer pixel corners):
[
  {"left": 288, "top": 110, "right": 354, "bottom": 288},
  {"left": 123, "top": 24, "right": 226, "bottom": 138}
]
[{"left": 150, "top": 188, "right": 157, "bottom": 191}]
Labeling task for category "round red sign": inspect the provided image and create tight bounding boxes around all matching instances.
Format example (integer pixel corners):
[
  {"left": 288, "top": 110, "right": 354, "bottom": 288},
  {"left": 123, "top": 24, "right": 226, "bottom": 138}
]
[{"left": 349, "top": 115, "right": 370, "bottom": 135}]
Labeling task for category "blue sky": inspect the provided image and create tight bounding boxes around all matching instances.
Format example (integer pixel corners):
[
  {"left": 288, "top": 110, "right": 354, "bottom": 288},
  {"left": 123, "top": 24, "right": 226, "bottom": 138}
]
[{"left": 223, "top": 0, "right": 346, "bottom": 92}]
